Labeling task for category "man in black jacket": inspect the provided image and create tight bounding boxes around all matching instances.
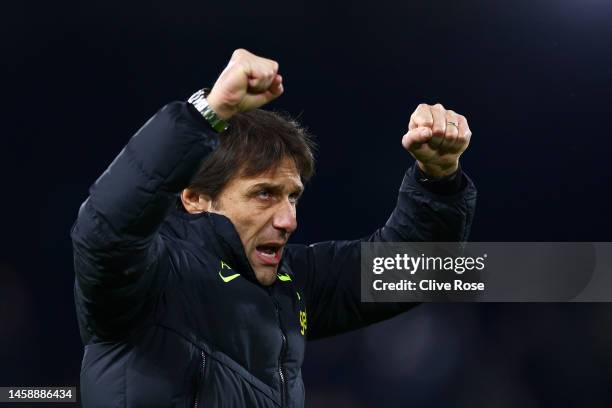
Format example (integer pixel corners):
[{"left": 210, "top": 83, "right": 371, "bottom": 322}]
[{"left": 72, "top": 48, "right": 477, "bottom": 407}]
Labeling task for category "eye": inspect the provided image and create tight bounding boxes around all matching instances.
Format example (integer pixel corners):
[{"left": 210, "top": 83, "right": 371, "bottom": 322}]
[
  {"left": 289, "top": 192, "right": 301, "bottom": 205},
  {"left": 257, "top": 189, "right": 271, "bottom": 200}
]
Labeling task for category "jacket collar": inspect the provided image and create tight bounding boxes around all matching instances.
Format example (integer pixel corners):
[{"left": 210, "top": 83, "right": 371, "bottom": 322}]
[{"left": 167, "top": 208, "right": 260, "bottom": 283}]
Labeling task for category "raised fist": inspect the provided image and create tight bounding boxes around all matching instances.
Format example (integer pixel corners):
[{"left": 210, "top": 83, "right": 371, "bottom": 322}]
[
  {"left": 402, "top": 103, "right": 472, "bottom": 178},
  {"left": 206, "top": 49, "right": 283, "bottom": 120}
]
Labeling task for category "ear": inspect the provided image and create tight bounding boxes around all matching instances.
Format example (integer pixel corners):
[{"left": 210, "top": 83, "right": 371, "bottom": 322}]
[{"left": 180, "top": 188, "right": 213, "bottom": 214}]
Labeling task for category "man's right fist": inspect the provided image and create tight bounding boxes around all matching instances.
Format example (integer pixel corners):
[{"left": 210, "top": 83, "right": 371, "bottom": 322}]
[{"left": 206, "top": 49, "right": 283, "bottom": 120}]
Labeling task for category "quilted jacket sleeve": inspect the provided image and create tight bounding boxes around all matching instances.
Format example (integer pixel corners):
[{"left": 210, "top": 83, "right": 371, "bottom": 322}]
[
  {"left": 288, "top": 164, "right": 477, "bottom": 340},
  {"left": 71, "top": 102, "right": 219, "bottom": 342}
]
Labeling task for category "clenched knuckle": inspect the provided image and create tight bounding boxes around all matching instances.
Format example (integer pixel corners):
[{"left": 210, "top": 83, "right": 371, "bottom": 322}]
[
  {"left": 422, "top": 117, "right": 434, "bottom": 127},
  {"left": 232, "top": 48, "right": 247, "bottom": 58}
]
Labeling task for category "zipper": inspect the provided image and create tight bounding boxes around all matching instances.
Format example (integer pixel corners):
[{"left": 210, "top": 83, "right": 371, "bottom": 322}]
[
  {"left": 194, "top": 350, "right": 206, "bottom": 408},
  {"left": 272, "top": 297, "right": 287, "bottom": 407},
  {"left": 278, "top": 330, "right": 287, "bottom": 407}
]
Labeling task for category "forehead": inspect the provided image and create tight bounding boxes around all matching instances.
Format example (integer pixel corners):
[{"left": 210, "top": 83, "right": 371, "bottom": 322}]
[{"left": 232, "top": 157, "right": 303, "bottom": 191}]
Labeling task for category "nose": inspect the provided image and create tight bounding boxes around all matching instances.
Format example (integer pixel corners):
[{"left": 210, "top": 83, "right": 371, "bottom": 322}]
[{"left": 272, "top": 199, "right": 298, "bottom": 235}]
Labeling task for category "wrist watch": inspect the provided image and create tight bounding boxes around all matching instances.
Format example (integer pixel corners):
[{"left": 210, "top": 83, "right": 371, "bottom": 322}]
[{"left": 187, "top": 89, "right": 229, "bottom": 132}]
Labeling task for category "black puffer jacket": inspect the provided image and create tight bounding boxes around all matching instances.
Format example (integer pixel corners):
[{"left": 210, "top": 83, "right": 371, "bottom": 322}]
[{"left": 71, "top": 101, "right": 477, "bottom": 407}]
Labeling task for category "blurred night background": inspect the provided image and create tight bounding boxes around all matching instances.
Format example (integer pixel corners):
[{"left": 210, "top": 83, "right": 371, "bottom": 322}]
[{"left": 2, "top": 0, "right": 612, "bottom": 406}]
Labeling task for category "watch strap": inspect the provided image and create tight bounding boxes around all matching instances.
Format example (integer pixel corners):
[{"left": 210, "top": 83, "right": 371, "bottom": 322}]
[{"left": 188, "top": 89, "right": 229, "bottom": 132}]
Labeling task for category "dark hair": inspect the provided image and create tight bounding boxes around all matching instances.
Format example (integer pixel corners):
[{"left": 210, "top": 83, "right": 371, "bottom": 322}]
[{"left": 186, "top": 109, "right": 316, "bottom": 203}]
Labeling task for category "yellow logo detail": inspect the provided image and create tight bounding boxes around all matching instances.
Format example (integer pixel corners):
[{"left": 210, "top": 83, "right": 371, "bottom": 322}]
[
  {"left": 219, "top": 260, "right": 240, "bottom": 282},
  {"left": 277, "top": 273, "right": 292, "bottom": 282},
  {"left": 219, "top": 271, "right": 241, "bottom": 283},
  {"left": 299, "top": 310, "right": 307, "bottom": 336}
]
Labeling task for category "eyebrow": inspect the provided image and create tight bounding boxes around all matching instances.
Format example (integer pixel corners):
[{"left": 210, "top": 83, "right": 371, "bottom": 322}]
[{"left": 247, "top": 182, "right": 304, "bottom": 196}]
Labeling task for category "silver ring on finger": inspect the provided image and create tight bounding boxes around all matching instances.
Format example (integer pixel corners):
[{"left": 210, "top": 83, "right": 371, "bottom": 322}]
[{"left": 447, "top": 121, "right": 459, "bottom": 127}]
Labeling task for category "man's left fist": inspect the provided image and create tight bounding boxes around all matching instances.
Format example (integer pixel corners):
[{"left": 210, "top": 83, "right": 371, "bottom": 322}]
[{"left": 402, "top": 103, "right": 472, "bottom": 178}]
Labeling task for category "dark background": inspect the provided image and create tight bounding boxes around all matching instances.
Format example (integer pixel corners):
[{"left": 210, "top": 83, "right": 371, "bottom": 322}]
[{"left": 2, "top": 0, "right": 612, "bottom": 406}]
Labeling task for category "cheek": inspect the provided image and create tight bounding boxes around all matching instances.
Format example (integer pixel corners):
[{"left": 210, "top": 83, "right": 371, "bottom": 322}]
[{"left": 234, "top": 212, "right": 268, "bottom": 250}]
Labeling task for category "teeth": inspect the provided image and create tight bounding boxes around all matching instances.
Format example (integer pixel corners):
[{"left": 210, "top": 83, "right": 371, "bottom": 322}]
[{"left": 257, "top": 246, "right": 279, "bottom": 257}]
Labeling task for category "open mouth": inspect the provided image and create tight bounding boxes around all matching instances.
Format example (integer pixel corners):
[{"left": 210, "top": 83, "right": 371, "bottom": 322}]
[{"left": 255, "top": 243, "right": 283, "bottom": 265}]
